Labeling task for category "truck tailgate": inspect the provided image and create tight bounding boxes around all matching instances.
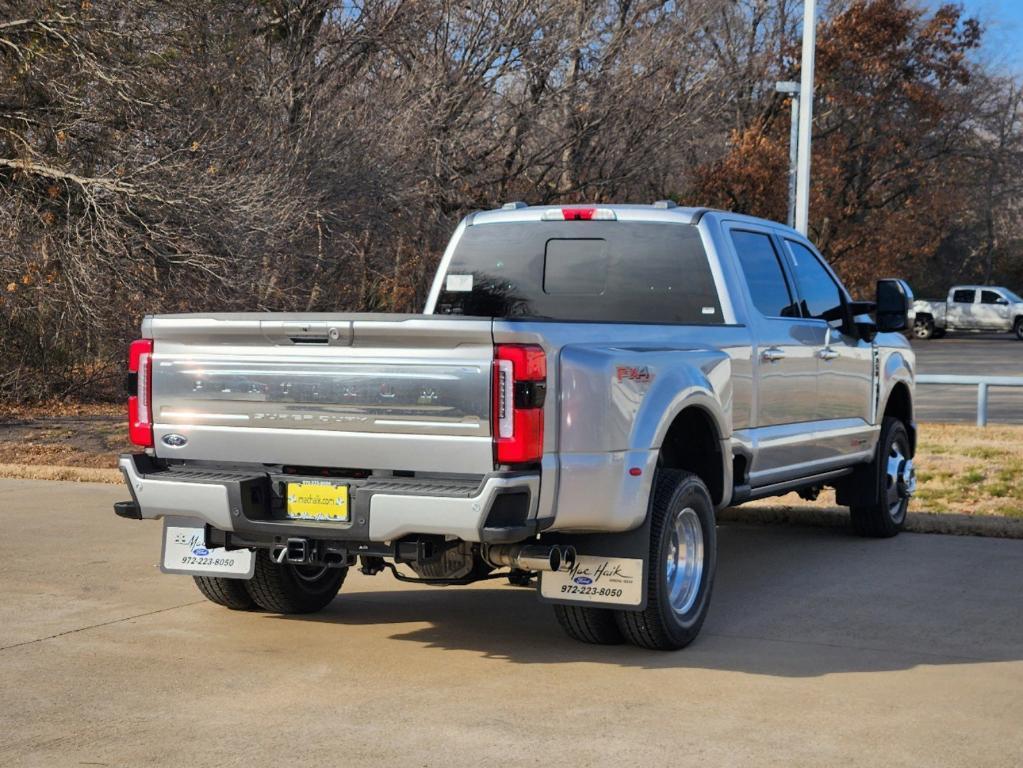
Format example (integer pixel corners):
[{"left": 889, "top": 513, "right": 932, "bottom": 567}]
[{"left": 145, "top": 314, "right": 495, "bottom": 474}]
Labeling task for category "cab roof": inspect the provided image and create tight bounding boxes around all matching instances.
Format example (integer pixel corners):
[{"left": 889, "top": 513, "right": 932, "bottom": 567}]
[
  {"left": 466, "top": 202, "right": 800, "bottom": 237},
  {"left": 467, "top": 202, "right": 702, "bottom": 226}
]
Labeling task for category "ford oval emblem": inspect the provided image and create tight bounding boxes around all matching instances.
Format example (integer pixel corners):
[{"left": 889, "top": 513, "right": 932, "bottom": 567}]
[
  {"left": 573, "top": 576, "right": 593, "bottom": 585},
  {"left": 192, "top": 547, "right": 209, "bottom": 557},
  {"left": 162, "top": 433, "right": 188, "bottom": 448}
]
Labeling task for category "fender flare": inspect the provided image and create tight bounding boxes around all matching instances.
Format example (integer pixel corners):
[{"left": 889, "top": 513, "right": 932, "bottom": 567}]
[
  {"left": 877, "top": 349, "right": 915, "bottom": 456},
  {"left": 633, "top": 375, "right": 732, "bottom": 509}
]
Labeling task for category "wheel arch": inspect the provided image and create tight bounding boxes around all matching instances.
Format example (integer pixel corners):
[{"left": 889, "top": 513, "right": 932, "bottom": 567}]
[
  {"left": 656, "top": 405, "right": 728, "bottom": 508},
  {"left": 880, "top": 378, "right": 915, "bottom": 457},
  {"left": 883, "top": 380, "right": 912, "bottom": 421}
]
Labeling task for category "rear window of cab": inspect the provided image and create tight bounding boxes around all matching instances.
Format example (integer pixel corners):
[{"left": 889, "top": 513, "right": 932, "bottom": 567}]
[{"left": 433, "top": 222, "right": 722, "bottom": 324}]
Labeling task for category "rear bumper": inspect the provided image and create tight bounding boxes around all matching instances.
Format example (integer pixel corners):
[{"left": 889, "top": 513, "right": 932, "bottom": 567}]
[{"left": 117, "top": 454, "right": 539, "bottom": 544}]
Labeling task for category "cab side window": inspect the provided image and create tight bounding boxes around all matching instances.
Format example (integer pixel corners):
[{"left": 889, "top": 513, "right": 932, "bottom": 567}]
[
  {"left": 980, "top": 290, "right": 1005, "bottom": 305},
  {"left": 952, "top": 289, "right": 975, "bottom": 304},
  {"left": 730, "top": 230, "right": 799, "bottom": 318},
  {"left": 783, "top": 240, "right": 844, "bottom": 321}
]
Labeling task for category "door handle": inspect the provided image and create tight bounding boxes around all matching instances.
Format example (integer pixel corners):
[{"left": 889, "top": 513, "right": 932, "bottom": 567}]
[
  {"left": 818, "top": 347, "right": 839, "bottom": 361},
  {"left": 761, "top": 347, "right": 786, "bottom": 363}
]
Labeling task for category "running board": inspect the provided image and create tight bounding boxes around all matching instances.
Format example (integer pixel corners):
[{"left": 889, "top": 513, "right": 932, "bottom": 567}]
[{"left": 730, "top": 468, "right": 853, "bottom": 505}]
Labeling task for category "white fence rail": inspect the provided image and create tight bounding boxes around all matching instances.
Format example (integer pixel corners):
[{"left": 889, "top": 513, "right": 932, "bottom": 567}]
[{"left": 915, "top": 374, "right": 1023, "bottom": 427}]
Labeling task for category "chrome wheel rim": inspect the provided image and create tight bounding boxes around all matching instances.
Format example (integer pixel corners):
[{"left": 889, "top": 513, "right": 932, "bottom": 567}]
[
  {"left": 912, "top": 321, "right": 930, "bottom": 339},
  {"left": 665, "top": 507, "right": 704, "bottom": 616},
  {"left": 885, "top": 440, "right": 915, "bottom": 523}
]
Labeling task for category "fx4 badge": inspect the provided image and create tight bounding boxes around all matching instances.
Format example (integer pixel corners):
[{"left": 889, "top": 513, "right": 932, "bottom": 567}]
[{"left": 616, "top": 365, "right": 653, "bottom": 383}]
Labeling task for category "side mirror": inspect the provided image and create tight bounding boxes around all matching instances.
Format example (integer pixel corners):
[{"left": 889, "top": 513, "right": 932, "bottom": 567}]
[
  {"left": 876, "top": 279, "right": 914, "bottom": 333},
  {"left": 842, "top": 299, "right": 877, "bottom": 342}
]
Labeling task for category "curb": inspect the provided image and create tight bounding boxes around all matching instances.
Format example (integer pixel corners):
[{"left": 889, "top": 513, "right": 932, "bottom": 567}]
[{"left": 719, "top": 505, "right": 1023, "bottom": 540}]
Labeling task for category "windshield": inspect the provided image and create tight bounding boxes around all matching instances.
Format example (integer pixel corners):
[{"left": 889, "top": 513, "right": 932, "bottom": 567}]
[
  {"left": 1002, "top": 288, "right": 1022, "bottom": 303},
  {"left": 433, "top": 221, "right": 723, "bottom": 324}
]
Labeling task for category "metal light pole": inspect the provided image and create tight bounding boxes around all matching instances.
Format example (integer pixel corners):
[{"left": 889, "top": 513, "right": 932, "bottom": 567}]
[
  {"left": 794, "top": 0, "right": 817, "bottom": 235},
  {"left": 775, "top": 81, "right": 799, "bottom": 229}
]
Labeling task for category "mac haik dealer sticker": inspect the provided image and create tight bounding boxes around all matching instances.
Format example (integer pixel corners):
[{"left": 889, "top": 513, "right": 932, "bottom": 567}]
[{"left": 541, "top": 555, "right": 643, "bottom": 606}]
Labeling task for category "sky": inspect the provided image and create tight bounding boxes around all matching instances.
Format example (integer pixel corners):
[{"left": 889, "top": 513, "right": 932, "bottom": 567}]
[{"left": 935, "top": 0, "right": 1023, "bottom": 74}]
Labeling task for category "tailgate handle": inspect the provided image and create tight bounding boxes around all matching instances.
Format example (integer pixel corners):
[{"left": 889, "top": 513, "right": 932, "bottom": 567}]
[{"left": 260, "top": 320, "right": 353, "bottom": 346}]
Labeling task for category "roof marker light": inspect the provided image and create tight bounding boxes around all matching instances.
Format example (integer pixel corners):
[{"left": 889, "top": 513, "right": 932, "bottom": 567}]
[{"left": 541, "top": 207, "right": 617, "bottom": 222}]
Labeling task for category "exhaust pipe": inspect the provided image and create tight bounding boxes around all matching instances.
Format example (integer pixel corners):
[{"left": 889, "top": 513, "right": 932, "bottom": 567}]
[
  {"left": 486, "top": 544, "right": 576, "bottom": 573},
  {"left": 560, "top": 545, "right": 577, "bottom": 572}
]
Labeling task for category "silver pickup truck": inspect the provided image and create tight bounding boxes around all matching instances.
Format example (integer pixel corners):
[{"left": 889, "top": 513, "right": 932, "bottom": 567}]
[
  {"left": 115, "top": 203, "right": 917, "bottom": 651},
  {"left": 913, "top": 285, "right": 1023, "bottom": 340}
]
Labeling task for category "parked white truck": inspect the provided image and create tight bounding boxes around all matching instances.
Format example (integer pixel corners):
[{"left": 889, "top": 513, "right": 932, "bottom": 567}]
[
  {"left": 115, "top": 203, "right": 917, "bottom": 650},
  {"left": 912, "top": 285, "right": 1023, "bottom": 340}
]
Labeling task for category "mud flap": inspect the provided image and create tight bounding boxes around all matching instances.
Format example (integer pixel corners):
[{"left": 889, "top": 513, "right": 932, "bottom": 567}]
[
  {"left": 833, "top": 458, "right": 879, "bottom": 508},
  {"left": 536, "top": 514, "right": 652, "bottom": 612},
  {"left": 160, "top": 516, "right": 254, "bottom": 579}
]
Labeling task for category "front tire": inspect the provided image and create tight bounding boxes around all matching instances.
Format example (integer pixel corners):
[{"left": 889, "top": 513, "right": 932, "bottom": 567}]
[
  {"left": 615, "top": 470, "right": 716, "bottom": 651},
  {"left": 1014, "top": 318, "right": 1023, "bottom": 340},
  {"left": 245, "top": 551, "right": 347, "bottom": 614},
  {"left": 850, "top": 417, "right": 914, "bottom": 538},
  {"left": 912, "top": 316, "right": 934, "bottom": 340},
  {"left": 193, "top": 575, "right": 256, "bottom": 610}
]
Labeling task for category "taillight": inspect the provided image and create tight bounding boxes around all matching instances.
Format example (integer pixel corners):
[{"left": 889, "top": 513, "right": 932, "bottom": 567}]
[
  {"left": 128, "top": 339, "right": 154, "bottom": 447},
  {"left": 493, "top": 344, "right": 546, "bottom": 465}
]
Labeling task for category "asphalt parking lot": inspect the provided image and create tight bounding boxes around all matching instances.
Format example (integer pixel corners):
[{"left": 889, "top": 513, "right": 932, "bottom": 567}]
[
  {"left": 911, "top": 334, "right": 1023, "bottom": 423},
  {"left": 2, "top": 479, "right": 1021, "bottom": 767}
]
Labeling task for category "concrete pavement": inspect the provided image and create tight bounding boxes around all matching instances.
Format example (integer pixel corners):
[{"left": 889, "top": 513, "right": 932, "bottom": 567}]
[{"left": 1, "top": 478, "right": 1022, "bottom": 767}]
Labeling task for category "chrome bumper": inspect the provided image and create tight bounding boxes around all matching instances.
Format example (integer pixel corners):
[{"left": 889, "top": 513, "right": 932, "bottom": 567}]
[{"left": 118, "top": 454, "right": 539, "bottom": 543}]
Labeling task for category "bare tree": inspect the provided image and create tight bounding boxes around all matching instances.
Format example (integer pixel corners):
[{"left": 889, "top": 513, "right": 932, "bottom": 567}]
[{"left": 1, "top": 0, "right": 1020, "bottom": 402}]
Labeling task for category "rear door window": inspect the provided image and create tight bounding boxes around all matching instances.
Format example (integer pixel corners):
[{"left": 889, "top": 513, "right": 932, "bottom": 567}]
[
  {"left": 952, "top": 289, "right": 975, "bottom": 304},
  {"left": 434, "top": 222, "right": 722, "bottom": 324},
  {"left": 730, "top": 230, "right": 798, "bottom": 318}
]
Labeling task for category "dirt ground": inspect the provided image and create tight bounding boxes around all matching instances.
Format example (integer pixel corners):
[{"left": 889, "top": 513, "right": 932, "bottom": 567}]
[{"left": 0, "top": 403, "right": 128, "bottom": 482}]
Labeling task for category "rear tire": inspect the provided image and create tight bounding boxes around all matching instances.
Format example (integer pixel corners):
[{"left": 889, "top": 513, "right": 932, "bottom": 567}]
[
  {"left": 554, "top": 605, "right": 624, "bottom": 645},
  {"left": 615, "top": 469, "right": 716, "bottom": 651},
  {"left": 245, "top": 551, "right": 347, "bottom": 614},
  {"left": 193, "top": 575, "right": 256, "bottom": 610},
  {"left": 912, "top": 316, "right": 934, "bottom": 340},
  {"left": 850, "top": 417, "right": 914, "bottom": 538},
  {"left": 1014, "top": 318, "right": 1023, "bottom": 340}
]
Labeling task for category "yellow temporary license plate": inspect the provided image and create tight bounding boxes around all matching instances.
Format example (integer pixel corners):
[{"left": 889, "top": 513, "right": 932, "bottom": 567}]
[{"left": 286, "top": 482, "right": 349, "bottom": 522}]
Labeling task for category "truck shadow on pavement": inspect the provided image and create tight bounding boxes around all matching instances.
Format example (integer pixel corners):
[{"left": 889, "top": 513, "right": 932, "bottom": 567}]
[{"left": 274, "top": 523, "right": 1023, "bottom": 677}]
